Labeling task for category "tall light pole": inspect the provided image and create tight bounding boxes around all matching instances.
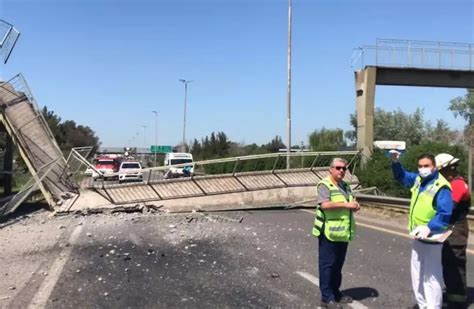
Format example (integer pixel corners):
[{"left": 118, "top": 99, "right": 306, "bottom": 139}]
[
  {"left": 135, "top": 131, "right": 140, "bottom": 158},
  {"left": 179, "top": 79, "right": 193, "bottom": 152},
  {"left": 286, "top": 0, "right": 292, "bottom": 169},
  {"left": 142, "top": 125, "right": 147, "bottom": 163},
  {"left": 152, "top": 110, "right": 158, "bottom": 167}
]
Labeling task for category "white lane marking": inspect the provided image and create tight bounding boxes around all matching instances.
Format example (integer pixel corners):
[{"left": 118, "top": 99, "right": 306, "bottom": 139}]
[
  {"left": 296, "top": 271, "right": 369, "bottom": 309},
  {"left": 28, "top": 225, "right": 83, "bottom": 309},
  {"left": 301, "top": 209, "right": 474, "bottom": 255}
]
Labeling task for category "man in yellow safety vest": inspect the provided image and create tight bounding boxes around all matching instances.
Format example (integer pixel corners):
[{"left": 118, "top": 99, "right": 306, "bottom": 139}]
[
  {"left": 313, "top": 157, "right": 360, "bottom": 309},
  {"left": 391, "top": 152, "right": 453, "bottom": 309}
]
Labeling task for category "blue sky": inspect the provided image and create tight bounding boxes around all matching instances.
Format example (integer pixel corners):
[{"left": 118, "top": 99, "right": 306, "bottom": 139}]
[{"left": 1, "top": 0, "right": 473, "bottom": 148}]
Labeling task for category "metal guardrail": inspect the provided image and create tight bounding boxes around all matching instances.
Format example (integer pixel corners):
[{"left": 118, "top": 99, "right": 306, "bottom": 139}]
[
  {"left": 352, "top": 38, "right": 474, "bottom": 71},
  {"left": 356, "top": 193, "right": 474, "bottom": 219}
]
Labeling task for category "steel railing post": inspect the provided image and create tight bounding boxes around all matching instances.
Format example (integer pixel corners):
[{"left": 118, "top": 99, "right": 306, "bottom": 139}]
[
  {"left": 272, "top": 155, "right": 280, "bottom": 173},
  {"left": 147, "top": 168, "right": 152, "bottom": 184},
  {"left": 422, "top": 47, "right": 425, "bottom": 66},
  {"left": 451, "top": 48, "right": 454, "bottom": 69},
  {"left": 407, "top": 40, "right": 411, "bottom": 67},
  {"left": 375, "top": 41, "right": 378, "bottom": 65},
  {"left": 310, "top": 154, "right": 320, "bottom": 171},
  {"left": 470, "top": 44, "right": 472, "bottom": 70},
  {"left": 232, "top": 159, "right": 240, "bottom": 176},
  {"left": 438, "top": 42, "right": 442, "bottom": 69}
]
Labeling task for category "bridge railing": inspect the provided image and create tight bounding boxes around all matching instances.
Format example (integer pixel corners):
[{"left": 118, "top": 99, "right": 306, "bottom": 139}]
[
  {"left": 0, "top": 19, "right": 20, "bottom": 64},
  {"left": 73, "top": 150, "right": 361, "bottom": 189},
  {"left": 352, "top": 38, "right": 474, "bottom": 71}
]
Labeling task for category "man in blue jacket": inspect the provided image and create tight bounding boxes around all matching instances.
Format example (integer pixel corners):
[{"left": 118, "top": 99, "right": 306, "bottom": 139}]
[{"left": 391, "top": 152, "right": 453, "bottom": 309}]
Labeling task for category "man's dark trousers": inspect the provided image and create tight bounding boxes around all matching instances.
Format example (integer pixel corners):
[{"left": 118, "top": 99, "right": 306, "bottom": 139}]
[
  {"left": 319, "top": 233, "right": 348, "bottom": 303},
  {"left": 442, "top": 218, "right": 468, "bottom": 307}
]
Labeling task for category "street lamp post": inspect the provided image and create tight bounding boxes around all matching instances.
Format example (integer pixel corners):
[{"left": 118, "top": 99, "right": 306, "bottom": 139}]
[
  {"left": 135, "top": 132, "right": 140, "bottom": 158},
  {"left": 142, "top": 125, "right": 147, "bottom": 163},
  {"left": 179, "top": 79, "right": 193, "bottom": 152},
  {"left": 152, "top": 110, "right": 158, "bottom": 167},
  {"left": 286, "top": 0, "right": 292, "bottom": 170}
]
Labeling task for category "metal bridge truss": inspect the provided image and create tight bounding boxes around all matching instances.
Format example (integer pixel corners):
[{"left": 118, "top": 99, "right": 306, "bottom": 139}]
[
  {"left": 69, "top": 150, "right": 361, "bottom": 208},
  {"left": 352, "top": 38, "right": 474, "bottom": 71},
  {"left": 0, "top": 74, "right": 79, "bottom": 216}
]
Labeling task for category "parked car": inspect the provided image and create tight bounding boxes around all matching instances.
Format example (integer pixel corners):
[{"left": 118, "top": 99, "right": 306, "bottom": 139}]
[{"left": 118, "top": 161, "right": 143, "bottom": 183}]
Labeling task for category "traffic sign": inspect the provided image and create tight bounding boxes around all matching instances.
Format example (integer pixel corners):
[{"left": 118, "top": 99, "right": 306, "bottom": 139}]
[{"left": 150, "top": 145, "right": 172, "bottom": 153}]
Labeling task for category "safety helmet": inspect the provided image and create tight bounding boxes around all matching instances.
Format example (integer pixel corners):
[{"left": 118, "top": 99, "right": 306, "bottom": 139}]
[{"left": 435, "top": 153, "right": 459, "bottom": 169}]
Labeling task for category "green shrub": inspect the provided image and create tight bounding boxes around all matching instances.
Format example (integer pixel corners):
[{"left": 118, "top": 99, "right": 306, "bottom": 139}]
[{"left": 355, "top": 141, "right": 467, "bottom": 198}]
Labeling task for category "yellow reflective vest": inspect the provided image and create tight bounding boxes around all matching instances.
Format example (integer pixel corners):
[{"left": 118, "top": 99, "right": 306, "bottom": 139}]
[
  {"left": 312, "top": 177, "right": 356, "bottom": 242},
  {"left": 408, "top": 174, "right": 451, "bottom": 232}
]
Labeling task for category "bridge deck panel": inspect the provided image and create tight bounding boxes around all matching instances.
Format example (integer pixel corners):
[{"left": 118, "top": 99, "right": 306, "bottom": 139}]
[
  {"left": 105, "top": 185, "right": 158, "bottom": 204},
  {"left": 152, "top": 181, "right": 204, "bottom": 199},
  {"left": 237, "top": 174, "right": 285, "bottom": 190},
  {"left": 194, "top": 177, "right": 246, "bottom": 194},
  {"left": 276, "top": 171, "right": 320, "bottom": 186}
]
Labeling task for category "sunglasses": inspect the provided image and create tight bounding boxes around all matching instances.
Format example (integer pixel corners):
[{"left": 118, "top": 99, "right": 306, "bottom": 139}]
[{"left": 332, "top": 166, "right": 347, "bottom": 171}]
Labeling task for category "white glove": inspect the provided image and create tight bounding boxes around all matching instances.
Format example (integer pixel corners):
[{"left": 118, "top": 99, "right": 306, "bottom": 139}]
[
  {"left": 389, "top": 150, "right": 400, "bottom": 163},
  {"left": 411, "top": 226, "right": 431, "bottom": 239}
]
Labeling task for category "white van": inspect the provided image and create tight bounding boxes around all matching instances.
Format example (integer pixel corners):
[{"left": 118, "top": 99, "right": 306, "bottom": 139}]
[{"left": 164, "top": 153, "right": 194, "bottom": 177}]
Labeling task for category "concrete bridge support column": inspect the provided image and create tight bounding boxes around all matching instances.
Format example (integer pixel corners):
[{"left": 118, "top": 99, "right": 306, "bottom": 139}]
[{"left": 355, "top": 67, "right": 377, "bottom": 161}]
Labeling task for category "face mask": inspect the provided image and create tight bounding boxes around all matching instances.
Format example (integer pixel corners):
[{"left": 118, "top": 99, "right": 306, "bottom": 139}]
[{"left": 418, "top": 167, "right": 433, "bottom": 178}]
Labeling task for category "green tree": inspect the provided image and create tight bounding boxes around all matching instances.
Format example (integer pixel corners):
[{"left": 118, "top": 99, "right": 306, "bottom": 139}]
[
  {"left": 449, "top": 89, "right": 474, "bottom": 127},
  {"left": 265, "top": 135, "right": 285, "bottom": 153},
  {"left": 242, "top": 143, "right": 266, "bottom": 156},
  {"left": 41, "top": 107, "right": 100, "bottom": 154},
  {"left": 449, "top": 89, "right": 474, "bottom": 189},
  {"left": 190, "top": 138, "right": 202, "bottom": 160},
  {"left": 424, "top": 119, "right": 456, "bottom": 144},
  {"left": 347, "top": 107, "right": 436, "bottom": 146},
  {"left": 41, "top": 106, "right": 61, "bottom": 139},
  {"left": 216, "top": 131, "right": 230, "bottom": 157},
  {"left": 309, "top": 128, "right": 346, "bottom": 151},
  {"left": 356, "top": 141, "right": 467, "bottom": 198}
]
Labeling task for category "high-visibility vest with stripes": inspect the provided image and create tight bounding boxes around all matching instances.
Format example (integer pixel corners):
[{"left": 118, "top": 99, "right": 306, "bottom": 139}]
[
  {"left": 408, "top": 174, "right": 451, "bottom": 232},
  {"left": 312, "top": 177, "right": 355, "bottom": 242}
]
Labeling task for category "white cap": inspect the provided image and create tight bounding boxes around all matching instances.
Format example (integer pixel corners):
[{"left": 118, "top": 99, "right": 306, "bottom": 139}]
[{"left": 435, "top": 153, "right": 459, "bottom": 169}]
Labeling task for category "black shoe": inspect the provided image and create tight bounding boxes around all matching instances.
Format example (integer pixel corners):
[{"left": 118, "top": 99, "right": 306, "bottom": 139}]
[
  {"left": 320, "top": 301, "right": 343, "bottom": 309},
  {"left": 336, "top": 294, "right": 353, "bottom": 304}
]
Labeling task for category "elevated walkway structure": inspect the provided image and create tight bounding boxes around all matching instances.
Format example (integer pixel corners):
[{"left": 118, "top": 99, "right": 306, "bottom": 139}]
[
  {"left": 352, "top": 39, "right": 474, "bottom": 159},
  {"left": 0, "top": 74, "right": 79, "bottom": 215},
  {"left": 68, "top": 151, "right": 361, "bottom": 213}
]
